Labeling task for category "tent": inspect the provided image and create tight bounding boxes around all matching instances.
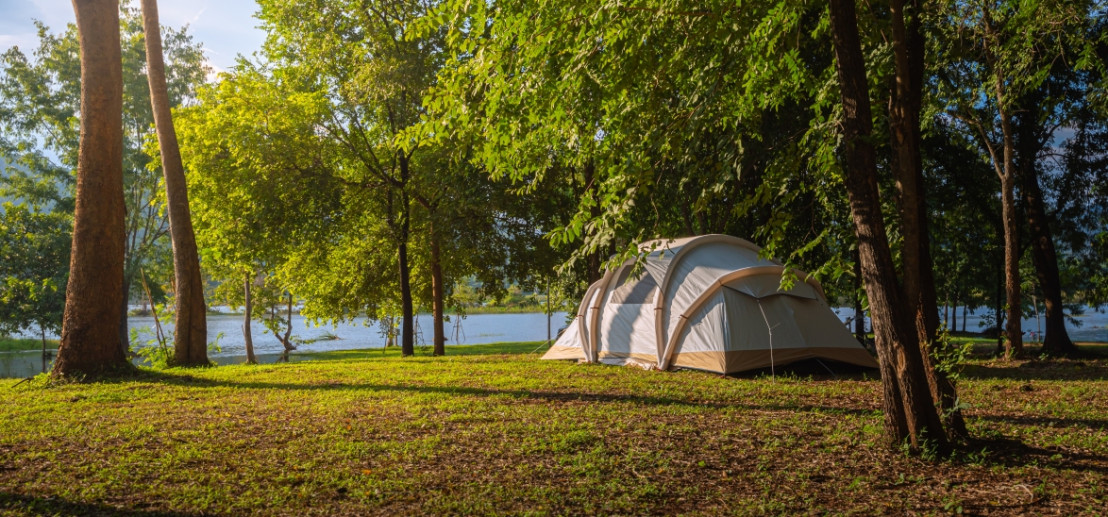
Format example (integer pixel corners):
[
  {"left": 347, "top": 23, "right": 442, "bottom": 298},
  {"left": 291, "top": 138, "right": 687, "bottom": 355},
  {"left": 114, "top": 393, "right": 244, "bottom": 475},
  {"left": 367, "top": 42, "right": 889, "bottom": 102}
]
[{"left": 542, "top": 234, "right": 878, "bottom": 374}]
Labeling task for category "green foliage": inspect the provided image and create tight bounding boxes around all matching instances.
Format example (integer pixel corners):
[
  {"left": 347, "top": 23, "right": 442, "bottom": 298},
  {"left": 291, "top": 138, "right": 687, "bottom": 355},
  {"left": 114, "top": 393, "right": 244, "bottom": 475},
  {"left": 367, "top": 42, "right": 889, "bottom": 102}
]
[
  {"left": 0, "top": 202, "right": 70, "bottom": 337},
  {"left": 421, "top": 0, "right": 862, "bottom": 297},
  {"left": 0, "top": 1, "right": 209, "bottom": 318}
]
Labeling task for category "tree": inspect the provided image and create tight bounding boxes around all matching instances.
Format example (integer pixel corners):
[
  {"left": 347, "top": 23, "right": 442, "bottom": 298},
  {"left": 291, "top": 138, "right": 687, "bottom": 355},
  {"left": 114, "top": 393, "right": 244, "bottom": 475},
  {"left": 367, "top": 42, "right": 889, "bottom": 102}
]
[
  {"left": 255, "top": 0, "right": 447, "bottom": 357},
  {"left": 0, "top": 2, "right": 208, "bottom": 355},
  {"left": 140, "top": 0, "right": 208, "bottom": 366},
  {"left": 0, "top": 202, "right": 70, "bottom": 344},
  {"left": 176, "top": 64, "right": 334, "bottom": 362},
  {"left": 886, "top": 0, "right": 965, "bottom": 437},
  {"left": 828, "top": 0, "right": 949, "bottom": 451},
  {"left": 52, "top": 0, "right": 131, "bottom": 377}
]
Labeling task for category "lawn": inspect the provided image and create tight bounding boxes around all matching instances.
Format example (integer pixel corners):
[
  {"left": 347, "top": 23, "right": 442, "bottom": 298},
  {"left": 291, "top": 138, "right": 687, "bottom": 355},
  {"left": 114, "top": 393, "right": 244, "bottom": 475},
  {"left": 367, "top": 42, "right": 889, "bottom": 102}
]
[{"left": 1, "top": 341, "right": 1105, "bottom": 515}]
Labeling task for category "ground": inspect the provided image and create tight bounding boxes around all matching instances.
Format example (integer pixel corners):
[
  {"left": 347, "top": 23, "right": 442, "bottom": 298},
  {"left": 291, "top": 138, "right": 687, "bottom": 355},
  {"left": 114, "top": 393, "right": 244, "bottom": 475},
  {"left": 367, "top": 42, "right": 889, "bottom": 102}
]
[{"left": 1, "top": 342, "right": 1105, "bottom": 515}]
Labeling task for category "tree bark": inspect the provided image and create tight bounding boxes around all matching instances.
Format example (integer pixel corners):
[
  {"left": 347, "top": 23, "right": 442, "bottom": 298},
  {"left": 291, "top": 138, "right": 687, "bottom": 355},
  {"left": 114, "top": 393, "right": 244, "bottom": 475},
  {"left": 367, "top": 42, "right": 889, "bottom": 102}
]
[
  {"left": 52, "top": 0, "right": 132, "bottom": 378},
  {"left": 829, "top": 0, "right": 948, "bottom": 453},
  {"left": 140, "top": 0, "right": 208, "bottom": 367},
  {"left": 243, "top": 271, "right": 256, "bottom": 364},
  {"left": 853, "top": 250, "right": 866, "bottom": 342},
  {"left": 887, "top": 0, "right": 965, "bottom": 439},
  {"left": 978, "top": 7, "right": 1023, "bottom": 357},
  {"left": 396, "top": 155, "right": 415, "bottom": 357},
  {"left": 277, "top": 292, "right": 296, "bottom": 353},
  {"left": 398, "top": 236, "right": 414, "bottom": 356},
  {"left": 430, "top": 223, "right": 446, "bottom": 356},
  {"left": 1014, "top": 100, "right": 1077, "bottom": 357},
  {"left": 119, "top": 275, "right": 130, "bottom": 356}
]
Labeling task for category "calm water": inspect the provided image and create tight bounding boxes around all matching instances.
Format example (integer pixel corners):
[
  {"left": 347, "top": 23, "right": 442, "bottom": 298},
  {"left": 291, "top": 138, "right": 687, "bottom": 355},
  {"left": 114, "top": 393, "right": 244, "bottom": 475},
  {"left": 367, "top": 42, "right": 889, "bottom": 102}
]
[
  {"left": 4, "top": 306, "right": 1106, "bottom": 379},
  {"left": 831, "top": 305, "right": 1108, "bottom": 343},
  {"left": 2, "top": 311, "right": 568, "bottom": 379}
]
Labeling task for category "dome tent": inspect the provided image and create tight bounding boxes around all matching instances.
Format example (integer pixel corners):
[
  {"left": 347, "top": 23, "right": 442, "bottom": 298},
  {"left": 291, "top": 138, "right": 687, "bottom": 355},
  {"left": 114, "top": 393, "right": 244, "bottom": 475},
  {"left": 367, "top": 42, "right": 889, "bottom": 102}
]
[{"left": 542, "top": 235, "right": 878, "bottom": 374}]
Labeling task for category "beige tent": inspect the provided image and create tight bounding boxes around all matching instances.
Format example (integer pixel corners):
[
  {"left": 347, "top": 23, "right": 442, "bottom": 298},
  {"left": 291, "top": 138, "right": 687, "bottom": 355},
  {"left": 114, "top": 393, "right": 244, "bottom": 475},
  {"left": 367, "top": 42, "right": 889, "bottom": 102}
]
[{"left": 542, "top": 234, "right": 877, "bottom": 374}]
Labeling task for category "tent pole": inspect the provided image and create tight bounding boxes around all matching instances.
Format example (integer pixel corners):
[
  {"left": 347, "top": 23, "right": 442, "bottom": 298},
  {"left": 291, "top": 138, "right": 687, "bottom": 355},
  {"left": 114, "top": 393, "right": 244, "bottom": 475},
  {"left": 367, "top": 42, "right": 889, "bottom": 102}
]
[{"left": 756, "top": 299, "right": 778, "bottom": 382}]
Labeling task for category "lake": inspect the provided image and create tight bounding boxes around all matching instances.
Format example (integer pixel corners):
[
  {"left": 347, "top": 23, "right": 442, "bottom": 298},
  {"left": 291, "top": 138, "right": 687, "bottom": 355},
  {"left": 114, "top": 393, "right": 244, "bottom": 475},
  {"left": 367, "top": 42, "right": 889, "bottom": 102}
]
[
  {"left": 3, "top": 306, "right": 1106, "bottom": 379},
  {"left": 2, "top": 311, "right": 568, "bottom": 378}
]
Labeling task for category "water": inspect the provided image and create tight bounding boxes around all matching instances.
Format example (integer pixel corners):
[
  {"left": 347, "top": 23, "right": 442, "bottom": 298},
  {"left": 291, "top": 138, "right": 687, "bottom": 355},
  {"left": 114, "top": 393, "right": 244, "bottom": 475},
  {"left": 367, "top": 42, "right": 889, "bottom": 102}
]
[
  {"left": 1, "top": 311, "right": 569, "bottom": 379},
  {"left": 831, "top": 305, "right": 1108, "bottom": 342},
  {"left": 4, "top": 306, "right": 1106, "bottom": 379}
]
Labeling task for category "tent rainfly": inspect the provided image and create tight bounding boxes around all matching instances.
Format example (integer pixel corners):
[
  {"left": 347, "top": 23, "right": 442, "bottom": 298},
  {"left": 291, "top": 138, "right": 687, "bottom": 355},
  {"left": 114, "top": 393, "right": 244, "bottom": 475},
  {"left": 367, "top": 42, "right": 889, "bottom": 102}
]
[{"left": 542, "top": 234, "right": 878, "bottom": 374}]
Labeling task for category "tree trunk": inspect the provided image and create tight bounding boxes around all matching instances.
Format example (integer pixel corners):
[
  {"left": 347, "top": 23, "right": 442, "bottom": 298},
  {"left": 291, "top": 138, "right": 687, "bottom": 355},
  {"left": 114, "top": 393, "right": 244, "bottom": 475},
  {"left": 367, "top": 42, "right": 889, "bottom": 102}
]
[
  {"left": 853, "top": 247, "right": 866, "bottom": 343},
  {"left": 119, "top": 274, "right": 130, "bottom": 356},
  {"left": 398, "top": 236, "right": 414, "bottom": 356},
  {"left": 243, "top": 271, "right": 256, "bottom": 364},
  {"left": 52, "top": 0, "right": 132, "bottom": 378},
  {"left": 887, "top": 0, "right": 965, "bottom": 439},
  {"left": 829, "top": 0, "right": 948, "bottom": 453},
  {"left": 1022, "top": 174, "right": 1075, "bottom": 355},
  {"left": 280, "top": 292, "right": 295, "bottom": 352},
  {"left": 430, "top": 225, "right": 446, "bottom": 356},
  {"left": 140, "top": 0, "right": 208, "bottom": 367},
  {"left": 41, "top": 325, "right": 48, "bottom": 374},
  {"left": 1014, "top": 100, "right": 1077, "bottom": 357},
  {"left": 951, "top": 289, "right": 958, "bottom": 333},
  {"left": 979, "top": 7, "right": 1023, "bottom": 357},
  {"left": 995, "top": 255, "right": 1005, "bottom": 354},
  {"left": 999, "top": 170, "right": 1023, "bottom": 357}
]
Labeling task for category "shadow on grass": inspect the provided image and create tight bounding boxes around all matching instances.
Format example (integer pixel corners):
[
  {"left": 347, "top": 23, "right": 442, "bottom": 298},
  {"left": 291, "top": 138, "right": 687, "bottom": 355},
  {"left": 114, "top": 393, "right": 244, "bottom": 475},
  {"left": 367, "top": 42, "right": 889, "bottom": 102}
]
[
  {"left": 960, "top": 435, "right": 1108, "bottom": 474},
  {"left": 292, "top": 341, "right": 549, "bottom": 362},
  {"left": 975, "top": 413, "right": 1108, "bottom": 431},
  {"left": 960, "top": 361, "right": 1108, "bottom": 382},
  {"left": 130, "top": 368, "right": 879, "bottom": 418},
  {"left": 0, "top": 492, "right": 200, "bottom": 517}
]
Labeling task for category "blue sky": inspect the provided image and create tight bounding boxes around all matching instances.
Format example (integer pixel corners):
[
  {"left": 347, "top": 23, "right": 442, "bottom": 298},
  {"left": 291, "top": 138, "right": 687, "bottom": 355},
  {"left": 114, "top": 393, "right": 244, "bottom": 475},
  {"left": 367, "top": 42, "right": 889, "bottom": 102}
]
[{"left": 0, "top": 0, "right": 266, "bottom": 74}]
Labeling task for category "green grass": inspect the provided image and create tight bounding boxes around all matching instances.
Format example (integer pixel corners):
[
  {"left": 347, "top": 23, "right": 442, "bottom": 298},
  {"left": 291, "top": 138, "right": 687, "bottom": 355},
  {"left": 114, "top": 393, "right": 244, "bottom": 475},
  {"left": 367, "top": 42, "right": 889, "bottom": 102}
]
[
  {"left": 0, "top": 337, "right": 57, "bottom": 352},
  {"left": 1, "top": 341, "right": 1106, "bottom": 515}
]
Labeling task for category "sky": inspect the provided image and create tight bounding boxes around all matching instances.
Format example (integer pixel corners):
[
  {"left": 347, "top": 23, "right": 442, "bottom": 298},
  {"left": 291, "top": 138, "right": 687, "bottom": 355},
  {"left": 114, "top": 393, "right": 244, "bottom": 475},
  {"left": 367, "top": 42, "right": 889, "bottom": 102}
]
[{"left": 0, "top": 0, "right": 266, "bottom": 74}]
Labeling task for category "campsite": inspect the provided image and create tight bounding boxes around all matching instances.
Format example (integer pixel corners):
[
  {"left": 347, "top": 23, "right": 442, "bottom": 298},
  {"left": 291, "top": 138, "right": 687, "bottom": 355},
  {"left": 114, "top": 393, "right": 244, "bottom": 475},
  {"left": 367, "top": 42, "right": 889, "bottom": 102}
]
[
  {"left": 4, "top": 342, "right": 1108, "bottom": 515},
  {"left": 2, "top": 0, "right": 1108, "bottom": 515}
]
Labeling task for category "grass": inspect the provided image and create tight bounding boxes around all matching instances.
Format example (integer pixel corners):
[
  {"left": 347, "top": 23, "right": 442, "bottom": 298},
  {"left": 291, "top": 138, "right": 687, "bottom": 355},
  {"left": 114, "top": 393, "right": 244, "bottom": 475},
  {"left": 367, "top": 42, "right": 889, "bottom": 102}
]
[
  {"left": 0, "top": 337, "right": 57, "bottom": 352},
  {"left": 1, "top": 341, "right": 1106, "bottom": 515}
]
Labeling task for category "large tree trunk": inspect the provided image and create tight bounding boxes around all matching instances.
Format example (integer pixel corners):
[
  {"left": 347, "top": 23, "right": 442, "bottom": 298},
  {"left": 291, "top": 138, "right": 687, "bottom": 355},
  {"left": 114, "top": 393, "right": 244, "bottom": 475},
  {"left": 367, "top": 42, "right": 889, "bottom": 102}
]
[
  {"left": 52, "top": 0, "right": 132, "bottom": 378},
  {"left": 1022, "top": 173, "right": 1075, "bottom": 356},
  {"left": 140, "top": 0, "right": 208, "bottom": 367},
  {"left": 829, "top": 0, "right": 948, "bottom": 453},
  {"left": 1014, "top": 100, "right": 1077, "bottom": 357},
  {"left": 243, "top": 271, "right": 256, "bottom": 364},
  {"left": 430, "top": 224, "right": 446, "bottom": 356},
  {"left": 887, "top": 0, "right": 966, "bottom": 439}
]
